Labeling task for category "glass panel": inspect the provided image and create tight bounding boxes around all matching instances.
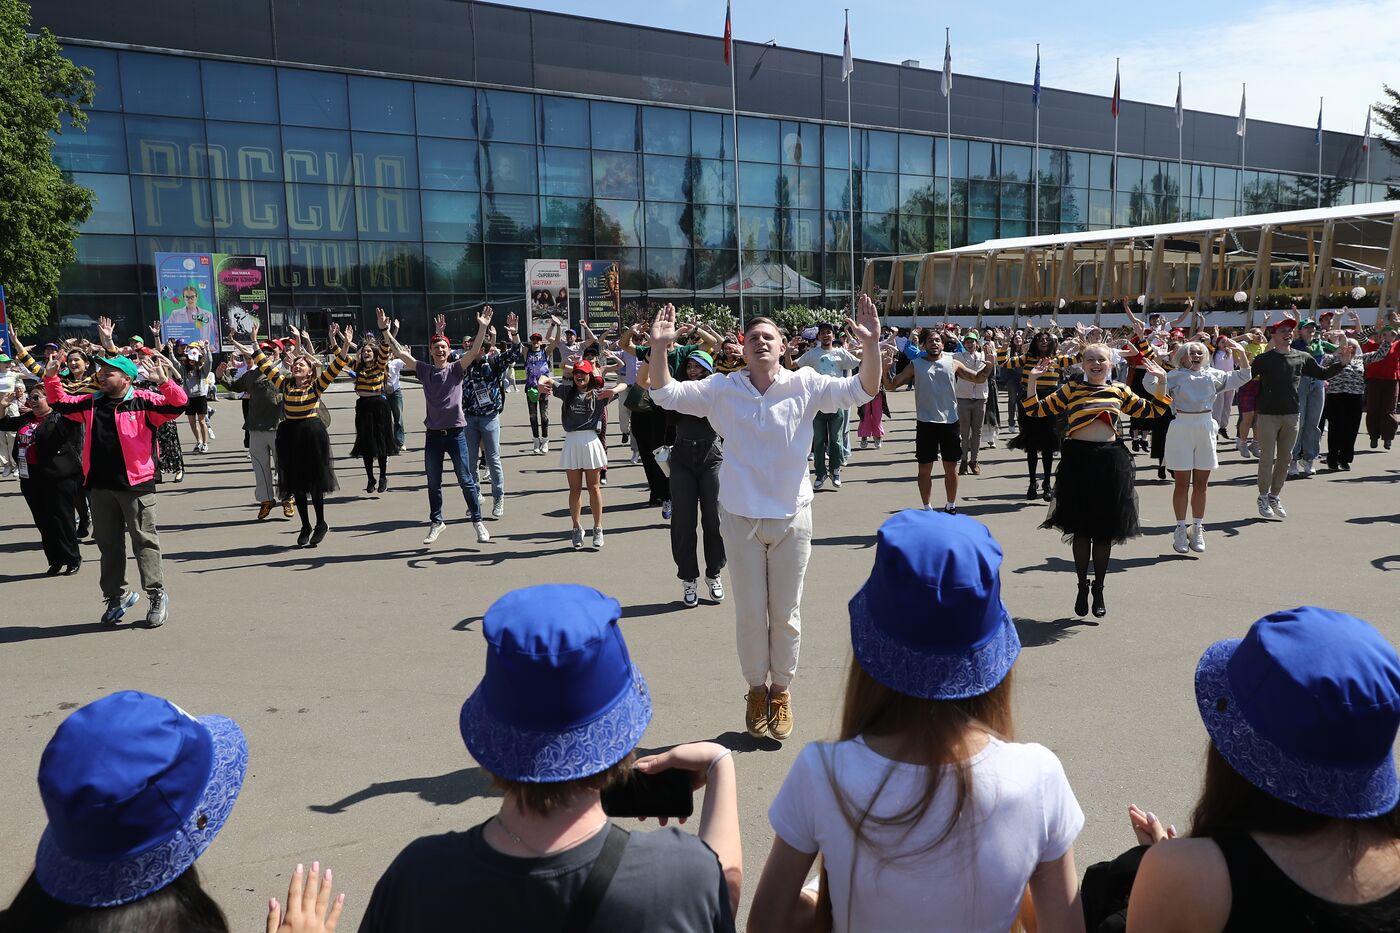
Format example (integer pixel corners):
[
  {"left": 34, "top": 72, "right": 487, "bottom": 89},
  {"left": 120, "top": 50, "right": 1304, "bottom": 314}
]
[
  {"left": 285, "top": 183, "right": 358, "bottom": 238},
  {"left": 644, "top": 202, "right": 689, "bottom": 249},
  {"left": 477, "top": 89, "right": 535, "bottom": 143},
  {"left": 360, "top": 241, "right": 423, "bottom": 292},
  {"left": 415, "top": 83, "right": 475, "bottom": 138},
  {"left": 860, "top": 172, "right": 897, "bottom": 214},
  {"left": 51, "top": 111, "right": 127, "bottom": 173},
  {"left": 348, "top": 76, "right": 415, "bottom": 134},
  {"left": 591, "top": 101, "right": 639, "bottom": 152},
  {"left": 1000, "top": 220, "right": 1028, "bottom": 238},
  {"left": 425, "top": 243, "right": 484, "bottom": 292},
  {"left": 968, "top": 218, "right": 997, "bottom": 244},
  {"left": 694, "top": 249, "right": 736, "bottom": 291},
  {"left": 900, "top": 176, "right": 938, "bottom": 214},
  {"left": 780, "top": 166, "right": 820, "bottom": 210},
  {"left": 205, "top": 122, "right": 281, "bottom": 180},
  {"left": 823, "top": 124, "right": 851, "bottom": 169},
  {"left": 421, "top": 190, "right": 481, "bottom": 242},
  {"left": 540, "top": 96, "right": 589, "bottom": 148},
  {"left": 739, "top": 207, "right": 780, "bottom": 256},
  {"left": 64, "top": 46, "right": 122, "bottom": 111},
  {"left": 288, "top": 239, "right": 359, "bottom": 295},
  {"left": 783, "top": 210, "right": 821, "bottom": 253},
  {"left": 119, "top": 52, "right": 200, "bottom": 117},
  {"left": 418, "top": 137, "right": 478, "bottom": 191},
  {"left": 282, "top": 127, "right": 353, "bottom": 184},
  {"left": 1087, "top": 189, "right": 1112, "bottom": 226},
  {"left": 1001, "top": 145, "right": 1032, "bottom": 182},
  {"left": 643, "top": 154, "right": 687, "bottom": 202},
  {"left": 482, "top": 193, "right": 539, "bottom": 242},
  {"left": 645, "top": 249, "right": 692, "bottom": 291},
  {"left": 968, "top": 179, "right": 998, "bottom": 218},
  {"left": 540, "top": 197, "right": 592, "bottom": 244},
  {"left": 125, "top": 116, "right": 207, "bottom": 177},
  {"left": 781, "top": 122, "right": 818, "bottom": 167},
  {"left": 969, "top": 141, "right": 996, "bottom": 180},
  {"left": 278, "top": 69, "right": 348, "bottom": 128},
  {"left": 863, "top": 131, "right": 897, "bottom": 173},
  {"left": 1089, "top": 153, "right": 1113, "bottom": 189},
  {"left": 593, "top": 152, "right": 640, "bottom": 199},
  {"left": 485, "top": 244, "right": 533, "bottom": 297},
  {"left": 1213, "top": 167, "right": 1238, "bottom": 200},
  {"left": 936, "top": 137, "right": 969, "bottom": 179},
  {"left": 899, "top": 214, "right": 933, "bottom": 253},
  {"left": 209, "top": 179, "right": 285, "bottom": 236},
  {"left": 540, "top": 147, "right": 592, "bottom": 197},
  {"left": 357, "top": 187, "right": 420, "bottom": 240},
  {"left": 130, "top": 176, "right": 212, "bottom": 235},
  {"left": 594, "top": 199, "right": 642, "bottom": 247},
  {"left": 352, "top": 132, "right": 419, "bottom": 187},
  {"left": 72, "top": 174, "right": 133, "bottom": 234},
  {"left": 786, "top": 251, "right": 821, "bottom": 292},
  {"left": 59, "top": 235, "right": 138, "bottom": 293},
  {"left": 739, "top": 162, "right": 781, "bottom": 206},
  {"left": 825, "top": 168, "right": 852, "bottom": 211},
  {"left": 202, "top": 61, "right": 278, "bottom": 122},
  {"left": 643, "top": 106, "right": 689, "bottom": 156},
  {"left": 861, "top": 212, "right": 895, "bottom": 252},
  {"left": 691, "top": 110, "right": 733, "bottom": 160},
  {"left": 692, "top": 205, "right": 734, "bottom": 249},
  {"left": 739, "top": 116, "right": 780, "bottom": 163},
  {"left": 479, "top": 143, "right": 537, "bottom": 194},
  {"left": 1117, "top": 157, "right": 1144, "bottom": 193},
  {"left": 692, "top": 159, "right": 733, "bottom": 205},
  {"left": 899, "top": 133, "right": 934, "bottom": 175},
  {"left": 1000, "top": 182, "right": 1030, "bottom": 219}
]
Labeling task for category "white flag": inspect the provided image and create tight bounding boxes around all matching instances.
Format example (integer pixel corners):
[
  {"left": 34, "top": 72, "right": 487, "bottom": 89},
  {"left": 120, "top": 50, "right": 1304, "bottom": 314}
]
[
  {"left": 1363, "top": 106, "right": 1372, "bottom": 151},
  {"left": 842, "top": 16, "right": 853, "bottom": 82},
  {"left": 1174, "top": 74, "right": 1183, "bottom": 129},
  {"left": 941, "top": 31, "right": 952, "bottom": 97},
  {"left": 1236, "top": 85, "right": 1247, "bottom": 138}
]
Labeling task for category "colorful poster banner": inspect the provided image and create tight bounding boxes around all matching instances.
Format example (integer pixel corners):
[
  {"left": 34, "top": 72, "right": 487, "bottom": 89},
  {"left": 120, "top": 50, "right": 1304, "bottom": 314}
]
[
  {"left": 525, "top": 258, "right": 570, "bottom": 337},
  {"left": 154, "top": 252, "right": 220, "bottom": 350},
  {"left": 213, "top": 254, "right": 269, "bottom": 342},
  {"left": 0, "top": 285, "right": 10, "bottom": 357},
  {"left": 580, "top": 260, "right": 621, "bottom": 331}
]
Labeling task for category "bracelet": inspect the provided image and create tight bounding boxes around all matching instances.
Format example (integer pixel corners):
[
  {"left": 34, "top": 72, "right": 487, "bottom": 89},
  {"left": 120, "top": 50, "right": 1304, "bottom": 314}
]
[{"left": 707, "top": 749, "right": 733, "bottom": 776}]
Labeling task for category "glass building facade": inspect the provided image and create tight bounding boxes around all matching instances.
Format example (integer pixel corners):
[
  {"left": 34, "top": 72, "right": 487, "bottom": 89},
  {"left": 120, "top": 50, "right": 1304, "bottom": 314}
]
[{"left": 48, "top": 38, "right": 1391, "bottom": 343}]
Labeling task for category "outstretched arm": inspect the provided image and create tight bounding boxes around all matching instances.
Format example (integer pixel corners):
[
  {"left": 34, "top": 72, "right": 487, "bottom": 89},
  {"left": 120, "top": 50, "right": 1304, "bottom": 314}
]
[
  {"left": 455, "top": 306, "right": 495, "bottom": 371},
  {"left": 376, "top": 308, "right": 416, "bottom": 366}
]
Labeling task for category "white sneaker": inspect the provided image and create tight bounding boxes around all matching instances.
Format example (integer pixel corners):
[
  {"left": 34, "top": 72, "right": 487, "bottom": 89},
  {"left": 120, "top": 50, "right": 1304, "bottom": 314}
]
[
  {"left": 1189, "top": 523, "right": 1206, "bottom": 553},
  {"left": 1268, "top": 496, "right": 1287, "bottom": 519},
  {"left": 706, "top": 575, "right": 724, "bottom": 601},
  {"left": 541, "top": 439, "right": 549, "bottom": 454},
  {"left": 423, "top": 522, "right": 445, "bottom": 545},
  {"left": 874, "top": 439, "right": 882, "bottom": 449},
  {"left": 572, "top": 526, "right": 584, "bottom": 549},
  {"left": 474, "top": 520, "right": 491, "bottom": 542},
  {"left": 1236, "top": 438, "right": 1248, "bottom": 457},
  {"left": 1287, "top": 460, "right": 1300, "bottom": 477},
  {"left": 1173, "top": 525, "right": 1190, "bottom": 554},
  {"left": 629, "top": 452, "right": 641, "bottom": 465},
  {"left": 532, "top": 438, "right": 541, "bottom": 453},
  {"left": 592, "top": 527, "right": 605, "bottom": 549},
  {"left": 860, "top": 437, "right": 869, "bottom": 449},
  {"left": 1302, "top": 458, "right": 1315, "bottom": 477},
  {"left": 682, "top": 579, "right": 699, "bottom": 607},
  {"left": 206, "top": 427, "right": 215, "bottom": 440},
  {"left": 831, "top": 471, "right": 842, "bottom": 489},
  {"left": 1257, "top": 495, "right": 1275, "bottom": 518},
  {"left": 492, "top": 498, "right": 504, "bottom": 519}
]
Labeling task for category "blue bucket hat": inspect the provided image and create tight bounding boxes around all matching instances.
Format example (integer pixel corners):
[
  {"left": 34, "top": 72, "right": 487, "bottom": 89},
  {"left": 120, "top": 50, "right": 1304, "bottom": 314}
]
[
  {"left": 460, "top": 584, "right": 652, "bottom": 783},
  {"left": 1196, "top": 607, "right": 1400, "bottom": 819},
  {"left": 850, "top": 510, "right": 1020, "bottom": 700},
  {"left": 35, "top": 691, "right": 248, "bottom": 908}
]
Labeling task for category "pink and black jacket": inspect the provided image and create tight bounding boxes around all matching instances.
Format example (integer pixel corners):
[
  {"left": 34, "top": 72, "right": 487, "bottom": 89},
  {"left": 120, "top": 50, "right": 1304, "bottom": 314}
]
[{"left": 45, "top": 376, "right": 188, "bottom": 487}]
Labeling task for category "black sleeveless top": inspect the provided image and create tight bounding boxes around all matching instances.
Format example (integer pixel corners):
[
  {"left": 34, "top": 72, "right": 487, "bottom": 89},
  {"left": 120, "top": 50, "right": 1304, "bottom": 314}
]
[{"left": 1215, "top": 831, "right": 1400, "bottom": 931}]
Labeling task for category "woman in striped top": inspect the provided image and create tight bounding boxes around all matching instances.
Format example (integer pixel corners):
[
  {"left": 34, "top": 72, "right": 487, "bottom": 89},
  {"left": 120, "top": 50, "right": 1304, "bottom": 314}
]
[
  {"left": 1323, "top": 338, "right": 1388, "bottom": 472},
  {"left": 229, "top": 322, "right": 351, "bottom": 547},
  {"left": 997, "top": 330, "right": 1080, "bottom": 501},
  {"left": 347, "top": 338, "right": 395, "bottom": 494},
  {"left": 1025, "top": 343, "right": 1168, "bottom": 618}
]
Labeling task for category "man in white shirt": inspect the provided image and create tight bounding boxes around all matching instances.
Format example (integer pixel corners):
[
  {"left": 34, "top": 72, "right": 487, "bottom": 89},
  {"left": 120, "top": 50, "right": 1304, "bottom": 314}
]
[
  {"left": 795, "top": 322, "right": 862, "bottom": 489},
  {"left": 650, "top": 298, "right": 882, "bottom": 743}
]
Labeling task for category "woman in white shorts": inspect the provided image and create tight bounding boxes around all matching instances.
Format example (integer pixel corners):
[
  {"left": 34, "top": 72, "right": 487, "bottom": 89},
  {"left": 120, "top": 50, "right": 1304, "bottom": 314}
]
[
  {"left": 537, "top": 360, "right": 618, "bottom": 551},
  {"left": 1162, "top": 338, "right": 1252, "bottom": 555}
]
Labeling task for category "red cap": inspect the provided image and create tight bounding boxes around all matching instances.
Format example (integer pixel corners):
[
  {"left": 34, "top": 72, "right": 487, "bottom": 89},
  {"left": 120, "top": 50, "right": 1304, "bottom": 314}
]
[
  {"left": 1170, "top": 329, "right": 1186, "bottom": 339},
  {"left": 429, "top": 334, "right": 451, "bottom": 346},
  {"left": 1267, "top": 318, "right": 1298, "bottom": 334},
  {"left": 573, "top": 359, "right": 595, "bottom": 375}
]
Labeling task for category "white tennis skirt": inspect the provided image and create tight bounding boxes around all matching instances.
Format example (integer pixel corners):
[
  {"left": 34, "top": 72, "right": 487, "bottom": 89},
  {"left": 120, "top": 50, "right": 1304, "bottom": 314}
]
[
  {"left": 560, "top": 430, "right": 608, "bottom": 471},
  {"left": 1164, "top": 411, "right": 1219, "bottom": 471}
]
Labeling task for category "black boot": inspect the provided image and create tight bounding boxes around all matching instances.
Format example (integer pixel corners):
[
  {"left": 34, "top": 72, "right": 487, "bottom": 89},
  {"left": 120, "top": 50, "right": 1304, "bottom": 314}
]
[
  {"left": 1041, "top": 479, "right": 1052, "bottom": 502},
  {"left": 378, "top": 473, "right": 388, "bottom": 493},
  {"left": 296, "top": 525, "right": 312, "bottom": 547},
  {"left": 1091, "top": 580, "right": 1107, "bottom": 618},
  {"left": 1074, "top": 579, "right": 1090, "bottom": 617},
  {"left": 1027, "top": 479, "right": 1038, "bottom": 500}
]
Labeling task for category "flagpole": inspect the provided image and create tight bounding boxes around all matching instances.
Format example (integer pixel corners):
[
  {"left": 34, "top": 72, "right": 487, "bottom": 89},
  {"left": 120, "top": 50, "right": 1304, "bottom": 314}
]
[
  {"left": 1111, "top": 57, "right": 1119, "bottom": 225},
  {"left": 728, "top": 8, "right": 744, "bottom": 324},
  {"left": 845, "top": 9, "right": 855, "bottom": 312},
  {"left": 1176, "top": 71, "right": 1183, "bottom": 222},
  {"left": 1239, "top": 84, "right": 1246, "bottom": 216},
  {"left": 944, "top": 27, "right": 952, "bottom": 248},
  {"left": 1033, "top": 43, "right": 1040, "bottom": 237},
  {"left": 1317, "top": 97, "right": 1323, "bottom": 208},
  {"left": 1366, "top": 107, "right": 1373, "bottom": 192}
]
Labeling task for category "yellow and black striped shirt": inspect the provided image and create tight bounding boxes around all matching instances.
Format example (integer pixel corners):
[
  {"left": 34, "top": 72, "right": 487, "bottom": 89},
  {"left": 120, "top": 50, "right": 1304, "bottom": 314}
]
[
  {"left": 252, "top": 350, "right": 348, "bottom": 420},
  {"left": 351, "top": 343, "right": 392, "bottom": 393},
  {"left": 996, "top": 348, "right": 1079, "bottom": 395},
  {"left": 1023, "top": 380, "right": 1167, "bottom": 435},
  {"left": 14, "top": 346, "right": 100, "bottom": 394}
]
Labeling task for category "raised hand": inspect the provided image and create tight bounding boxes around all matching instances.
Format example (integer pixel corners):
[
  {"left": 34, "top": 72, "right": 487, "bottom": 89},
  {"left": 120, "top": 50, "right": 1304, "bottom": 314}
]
[
  {"left": 433, "top": 313, "right": 447, "bottom": 335},
  {"left": 504, "top": 311, "right": 518, "bottom": 332},
  {"left": 845, "top": 294, "right": 880, "bottom": 343},
  {"left": 375, "top": 307, "right": 390, "bottom": 332},
  {"left": 650, "top": 303, "right": 678, "bottom": 345},
  {"left": 1030, "top": 357, "right": 1054, "bottom": 377},
  {"left": 7, "top": 323, "right": 32, "bottom": 354},
  {"left": 266, "top": 861, "right": 343, "bottom": 933},
  {"left": 96, "top": 316, "right": 114, "bottom": 341},
  {"left": 341, "top": 325, "right": 354, "bottom": 349},
  {"left": 1141, "top": 356, "right": 1167, "bottom": 378},
  {"left": 476, "top": 306, "right": 494, "bottom": 331}
]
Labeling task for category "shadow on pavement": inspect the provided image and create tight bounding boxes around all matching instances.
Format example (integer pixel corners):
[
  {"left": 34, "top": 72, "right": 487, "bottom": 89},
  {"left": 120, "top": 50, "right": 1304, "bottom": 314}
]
[
  {"left": 308, "top": 766, "right": 500, "bottom": 814},
  {"left": 0, "top": 621, "right": 132, "bottom": 645},
  {"left": 1013, "top": 615, "right": 1099, "bottom": 648}
]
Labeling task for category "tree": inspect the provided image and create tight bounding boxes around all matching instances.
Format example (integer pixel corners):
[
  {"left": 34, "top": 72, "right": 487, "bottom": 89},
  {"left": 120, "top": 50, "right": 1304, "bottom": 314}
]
[
  {"left": 0, "top": 0, "right": 94, "bottom": 334},
  {"left": 1375, "top": 85, "right": 1400, "bottom": 200}
]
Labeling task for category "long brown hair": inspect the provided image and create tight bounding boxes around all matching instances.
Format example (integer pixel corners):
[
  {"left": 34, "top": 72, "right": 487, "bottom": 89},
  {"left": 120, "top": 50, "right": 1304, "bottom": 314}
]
[
  {"left": 819, "top": 657, "right": 1016, "bottom": 927},
  {"left": 0, "top": 865, "right": 229, "bottom": 933}
]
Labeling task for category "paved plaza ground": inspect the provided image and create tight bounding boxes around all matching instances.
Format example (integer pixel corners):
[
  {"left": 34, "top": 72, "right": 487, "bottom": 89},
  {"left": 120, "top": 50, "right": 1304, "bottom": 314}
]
[{"left": 2, "top": 383, "right": 1397, "bottom": 928}]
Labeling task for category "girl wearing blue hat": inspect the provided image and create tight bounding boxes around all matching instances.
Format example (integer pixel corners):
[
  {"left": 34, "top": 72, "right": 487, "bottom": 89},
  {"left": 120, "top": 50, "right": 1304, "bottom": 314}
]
[
  {"left": 1124, "top": 607, "right": 1400, "bottom": 932},
  {"left": 749, "top": 511, "right": 1085, "bottom": 933}
]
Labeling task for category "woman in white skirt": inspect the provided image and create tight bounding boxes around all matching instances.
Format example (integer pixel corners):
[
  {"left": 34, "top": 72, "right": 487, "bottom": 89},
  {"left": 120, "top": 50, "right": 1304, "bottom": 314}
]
[
  {"left": 538, "top": 359, "right": 618, "bottom": 550},
  {"left": 1162, "top": 338, "right": 1252, "bottom": 555}
]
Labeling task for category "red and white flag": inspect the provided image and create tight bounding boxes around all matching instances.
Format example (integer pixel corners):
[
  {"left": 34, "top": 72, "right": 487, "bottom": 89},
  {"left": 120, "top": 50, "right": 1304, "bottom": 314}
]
[
  {"left": 723, "top": 1, "right": 732, "bottom": 65},
  {"left": 1111, "top": 61, "right": 1120, "bottom": 118}
]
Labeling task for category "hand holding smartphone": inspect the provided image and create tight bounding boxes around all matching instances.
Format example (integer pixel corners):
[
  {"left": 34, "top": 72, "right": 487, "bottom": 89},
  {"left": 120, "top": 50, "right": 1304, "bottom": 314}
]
[{"left": 601, "top": 768, "right": 694, "bottom": 819}]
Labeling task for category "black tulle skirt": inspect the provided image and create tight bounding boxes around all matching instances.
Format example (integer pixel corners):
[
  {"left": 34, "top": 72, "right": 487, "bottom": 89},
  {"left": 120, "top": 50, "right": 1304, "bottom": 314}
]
[
  {"left": 1042, "top": 439, "right": 1140, "bottom": 544},
  {"left": 276, "top": 417, "right": 339, "bottom": 496},
  {"left": 350, "top": 395, "right": 395, "bottom": 458},
  {"left": 1007, "top": 412, "right": 1060, "bottom": 453}
]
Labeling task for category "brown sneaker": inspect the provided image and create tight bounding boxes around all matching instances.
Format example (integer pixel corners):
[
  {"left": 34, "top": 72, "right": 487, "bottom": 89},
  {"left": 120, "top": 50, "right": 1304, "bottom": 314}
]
[
  {"left": 768, "top": 690, "right": 793, "bottom": 741},
  {"left": 745, "top": 687, "right": 769, "bottom": 738},
  {"left": 281, "top": 498, "right": 295, "bottom": 518},
  {"left": 257, "top": 501, "right": 274, "bottom": 521}
]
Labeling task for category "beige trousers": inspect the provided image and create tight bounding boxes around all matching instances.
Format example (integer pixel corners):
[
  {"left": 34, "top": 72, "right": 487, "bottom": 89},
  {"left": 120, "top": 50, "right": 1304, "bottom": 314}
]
[
  {"left": 718, "top": 503, "right": 813, "bottom": 690},
  {"left": 1255, "top": 413, "right": 1299, "bottom": 496}
]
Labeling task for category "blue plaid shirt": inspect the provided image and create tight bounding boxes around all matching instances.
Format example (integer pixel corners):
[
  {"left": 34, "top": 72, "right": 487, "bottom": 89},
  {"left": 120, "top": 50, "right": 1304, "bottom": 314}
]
[{"left": 461, "top": 343, "right": 523, "bottom": 417}]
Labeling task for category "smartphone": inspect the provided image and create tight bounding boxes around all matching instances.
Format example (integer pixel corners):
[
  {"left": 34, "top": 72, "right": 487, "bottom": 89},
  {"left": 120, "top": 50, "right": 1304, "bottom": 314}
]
[{"left": 601, "top": 768, "right": 694, "bottom": 819}]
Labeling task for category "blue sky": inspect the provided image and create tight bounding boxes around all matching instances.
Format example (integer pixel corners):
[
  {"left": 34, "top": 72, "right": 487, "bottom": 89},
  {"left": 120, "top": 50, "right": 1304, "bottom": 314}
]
[{"left": 505, "top": 0, "right": 1395, "bottom": 135}]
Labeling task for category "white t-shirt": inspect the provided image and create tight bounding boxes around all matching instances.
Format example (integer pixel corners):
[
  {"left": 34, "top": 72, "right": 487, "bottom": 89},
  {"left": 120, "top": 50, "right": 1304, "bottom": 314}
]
[
  {"left": 768, "top": 736, "right": 1083, "bottom": 933},
  {"left": 953, "top": 350, "right": 989, "bottom": 401}
]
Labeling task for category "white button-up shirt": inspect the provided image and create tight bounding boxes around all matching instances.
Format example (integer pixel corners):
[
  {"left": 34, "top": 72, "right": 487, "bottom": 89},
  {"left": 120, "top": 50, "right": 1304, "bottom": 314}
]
[{"left": 652, "top": 366, "right": 873, "bottom": 518}]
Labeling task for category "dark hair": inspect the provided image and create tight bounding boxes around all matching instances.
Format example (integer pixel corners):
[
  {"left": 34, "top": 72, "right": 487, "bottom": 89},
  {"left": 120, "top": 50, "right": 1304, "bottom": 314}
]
[
  {"left": 0, "top": 866, "right": 230, "bottom": 933},
  {"left": 1028, "top": 330, "right": 1058, "bottom": 358},
  {"left": 488, "top": 752, "right": 636, "bottom": 817}
]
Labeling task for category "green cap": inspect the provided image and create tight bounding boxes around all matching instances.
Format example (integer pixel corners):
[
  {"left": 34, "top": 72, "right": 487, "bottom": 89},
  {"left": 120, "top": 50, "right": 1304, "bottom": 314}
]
[
  {"left": 129, "top": 335, "right": 145, "bottom": 345},
  {"left": 962, "top": 331, "right": 981, "bottom": 342},
  {"left": 0, "top": 353, "right": 11, "bottom": 364},
  {"left": 685, "top": 349, "right": 715, "bottom": 372},
  {"left": 98, "top": 356, "right": 139, "bottom": 380},
  {"left": 1300, "top": 319, "right": 1318, "bottom": 328}
]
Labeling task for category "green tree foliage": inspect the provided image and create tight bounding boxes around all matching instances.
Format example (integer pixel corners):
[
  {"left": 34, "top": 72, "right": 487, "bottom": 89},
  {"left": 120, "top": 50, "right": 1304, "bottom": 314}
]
[
  {"left": 1378, "top": 85, "right": 1400, "bottom": 201},
  {"left": 0, "top": 0, "right": 94, "bottom": 333}
]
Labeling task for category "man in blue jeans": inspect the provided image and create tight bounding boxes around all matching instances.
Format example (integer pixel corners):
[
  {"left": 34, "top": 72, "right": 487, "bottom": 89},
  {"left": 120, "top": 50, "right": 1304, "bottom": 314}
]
[
  {"left": 380, "top": 307, "right": 493, "bottom": 545},
  {"left": 1288, "top": 319, "right": 1337, "bottom": 477},
  {"left": 461, "top": 311, "right": 522, "bottom": 519},
  {"left": 795, "top": 322, "right": 861, "bottom": 490}
]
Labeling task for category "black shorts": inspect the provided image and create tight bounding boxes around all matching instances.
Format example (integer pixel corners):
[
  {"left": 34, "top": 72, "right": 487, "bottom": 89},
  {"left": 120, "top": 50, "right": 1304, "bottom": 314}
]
[
  {"left": 916, "top": 420, "right": 962, "bottom": 464},
  {"left": 185, "top": 395, "right": 208, "bottom": 416}
]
